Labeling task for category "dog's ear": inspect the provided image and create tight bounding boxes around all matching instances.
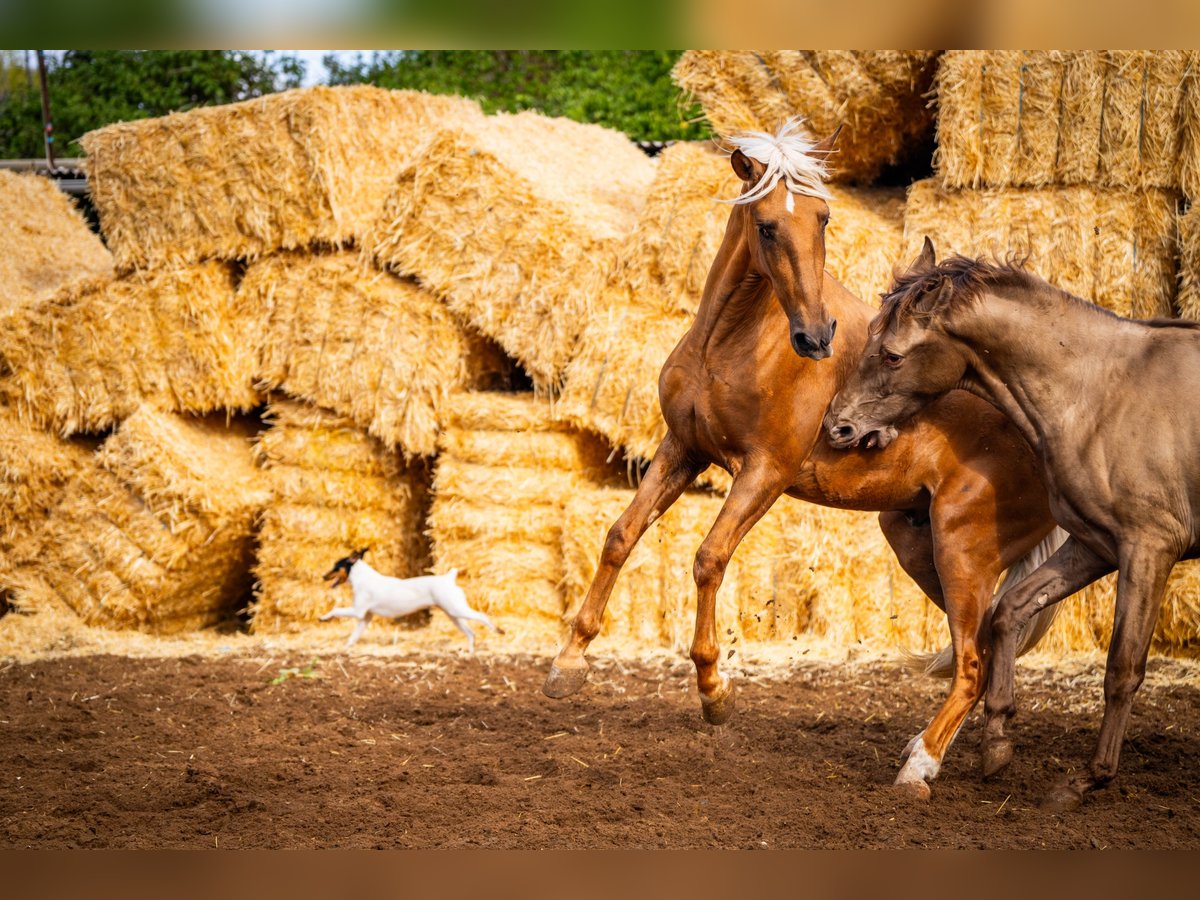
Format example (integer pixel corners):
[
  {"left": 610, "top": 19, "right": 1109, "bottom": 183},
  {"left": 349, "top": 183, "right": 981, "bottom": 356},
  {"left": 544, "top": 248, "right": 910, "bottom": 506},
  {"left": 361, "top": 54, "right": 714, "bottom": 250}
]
[{"left": 357, "top": 547, "right": 369, "bottom": 558}]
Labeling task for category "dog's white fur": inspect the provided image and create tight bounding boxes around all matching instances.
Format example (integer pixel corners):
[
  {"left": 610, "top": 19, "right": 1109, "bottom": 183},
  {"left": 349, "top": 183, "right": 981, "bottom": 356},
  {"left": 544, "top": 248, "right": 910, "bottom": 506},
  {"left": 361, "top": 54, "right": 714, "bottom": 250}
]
[{"left": 321, "top": 560, "right": 500, "bottom": 651}]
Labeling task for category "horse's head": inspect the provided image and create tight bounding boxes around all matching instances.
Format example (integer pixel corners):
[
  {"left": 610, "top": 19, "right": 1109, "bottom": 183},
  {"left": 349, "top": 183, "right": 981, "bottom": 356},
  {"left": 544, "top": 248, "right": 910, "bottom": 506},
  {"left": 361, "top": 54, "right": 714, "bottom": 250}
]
[
  {"left": 727, "top": 119, "right": 842, "bottom": 360},
  {"left": 825, "top": 237, "right": 971, "bottom": 449}
]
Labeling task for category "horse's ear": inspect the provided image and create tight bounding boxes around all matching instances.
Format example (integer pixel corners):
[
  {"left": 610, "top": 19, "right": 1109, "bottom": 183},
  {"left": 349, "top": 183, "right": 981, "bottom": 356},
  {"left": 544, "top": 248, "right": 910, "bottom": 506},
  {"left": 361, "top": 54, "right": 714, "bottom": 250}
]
[
  {"left": 915, "top": 236, "right": 937, "bottom": 270},
  {"left": 913, "top": 274, "right": 955, "bottom": 317},
  {"left": 730, "top": 149, "right": 763, "bottom": 184},
  {"left": 810, "top": 124, "right": 843, "bottom": 160}
]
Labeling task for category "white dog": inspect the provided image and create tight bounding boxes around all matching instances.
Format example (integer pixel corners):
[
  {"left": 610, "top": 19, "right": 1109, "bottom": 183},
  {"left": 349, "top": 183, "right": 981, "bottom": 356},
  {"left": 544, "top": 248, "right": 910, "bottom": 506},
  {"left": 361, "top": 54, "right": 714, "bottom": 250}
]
[{"left": 320, "top": 549, "right": 503, "bottom": 651}]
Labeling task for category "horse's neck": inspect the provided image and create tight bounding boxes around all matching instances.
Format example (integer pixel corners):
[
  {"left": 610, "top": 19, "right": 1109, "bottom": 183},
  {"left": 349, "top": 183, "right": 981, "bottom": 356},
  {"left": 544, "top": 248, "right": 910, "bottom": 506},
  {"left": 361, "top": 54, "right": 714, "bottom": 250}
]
[{"left": 951, "top": 285, "right": 1137, "bottom": 454}]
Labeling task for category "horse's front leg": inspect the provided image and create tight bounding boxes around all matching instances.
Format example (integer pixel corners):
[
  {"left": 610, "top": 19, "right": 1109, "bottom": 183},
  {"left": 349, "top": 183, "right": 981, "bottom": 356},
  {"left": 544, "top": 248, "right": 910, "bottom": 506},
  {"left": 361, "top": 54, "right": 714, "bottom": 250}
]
[
  {"left": 690, "top": 465, "right": 788, "bottom": 725},
  {"left": 543, "top": 430, "right": 702, "bottom": 698}
]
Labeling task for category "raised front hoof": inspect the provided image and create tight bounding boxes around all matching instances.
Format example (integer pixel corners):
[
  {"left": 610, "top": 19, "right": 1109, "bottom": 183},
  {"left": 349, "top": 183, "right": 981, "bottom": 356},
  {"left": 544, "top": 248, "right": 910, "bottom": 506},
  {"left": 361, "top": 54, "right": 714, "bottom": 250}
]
[
  {"left": 981, "top": 738, "right": 1014, "bottom": 779},
  {"left": 893, "top": 777, "right": 932, "bottom": 802},
  {"left": 1041, "top": 781, "right": 1085, "bottom": 814},
  {"left": 542, "top": 662, "right": 590, "bottom": 699},
  {"left": 700, "top": 677, "right": 736, "bottom": 726}
]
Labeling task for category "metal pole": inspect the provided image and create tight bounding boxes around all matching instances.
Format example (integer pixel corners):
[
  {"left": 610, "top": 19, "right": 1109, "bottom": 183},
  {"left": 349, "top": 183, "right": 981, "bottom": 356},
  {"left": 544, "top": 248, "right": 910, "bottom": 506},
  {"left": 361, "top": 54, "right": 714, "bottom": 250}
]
[{"left": 36, "top": 50, "right": 55, "bottom": 172}]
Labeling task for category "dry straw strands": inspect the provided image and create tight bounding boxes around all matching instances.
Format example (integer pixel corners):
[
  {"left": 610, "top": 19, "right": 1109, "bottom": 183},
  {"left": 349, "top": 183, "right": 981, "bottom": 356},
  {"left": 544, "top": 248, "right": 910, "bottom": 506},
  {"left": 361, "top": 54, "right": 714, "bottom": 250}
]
[
  {"left": 243, "top": 251, "right": 505, "bottom": 458},
  {"left": 560, "top": 142, "right": 904, "bottom": 466},
  {"left": 1180, "top": 201, "right": 1200, "bottom": 319},
  {"left": 428, "top": 392, "right": 617, "bottom": 630},
  {"left": 370, "top": 111, "right": 655, "bottom": 389},
  {"left": 672, "top": 51, "right": 939, "bottom": 183},
  {"left": 903, "top": 179, "right": 1179, "bottom": 319},
  {"left": 251, "top": 399, "right": 430, "bottom": 632},
  {"left": 17, "top": 407, "right": 268, "bottom": 632},
  {"left": 0, "top": 261, "right": 259, "bottom": 435},
  {"left": 0, "top": 170, "right": 112, "bottom": 311},
  {"left": 82, "top": 86, "right": 483, "bottom": 271},
  {"left": 935, "top": 51, "right": 1200, "bottom": 193}
]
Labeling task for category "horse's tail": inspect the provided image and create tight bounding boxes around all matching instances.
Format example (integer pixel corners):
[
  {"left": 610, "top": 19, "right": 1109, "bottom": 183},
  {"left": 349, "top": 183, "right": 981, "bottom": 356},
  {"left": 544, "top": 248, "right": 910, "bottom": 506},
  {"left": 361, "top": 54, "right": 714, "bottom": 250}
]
[{"left": 906, "top": 526, "right": 1070, "bottom": 679}]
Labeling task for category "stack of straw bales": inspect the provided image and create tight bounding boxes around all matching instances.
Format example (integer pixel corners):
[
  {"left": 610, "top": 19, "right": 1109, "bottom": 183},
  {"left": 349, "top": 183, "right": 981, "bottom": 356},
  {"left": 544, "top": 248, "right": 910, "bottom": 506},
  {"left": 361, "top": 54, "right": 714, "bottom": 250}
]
[
  {"left": 251, "top": 399, "right": 430, "bottom": 632},
  {"left": 241, "top": 251, "right": 511, "bottom": 458},
  {"left": 82, "top": 86, "right": 483, "bottom": 271},
  {"left": 903, "top": 179, "right": 1179, "bottom": 319},
  {"left": 934, "top": 51, "right": 1200, "bottom": 192},
  {"left": 911, "top": 51, "right": 1197, "bottom": 320},
  {"left": 0, "top": 261, "right": 259, "bottom": 435},
  {"left": 12, "top": 407, "right": 268, "bottom": 632},
  {"left": 370, "top": 111, "right": 656, "bottom": 389},
  {"left": 672, "top": 51, "right": 940, "bottom": 182},
  {"left": 560, "top": 141, "right": 905, "bottom": 468},
  {"left": 427, "top": 392, "right": 618, "bottom": 633},
  {"left": 0, "top": 169, "right": 112, "bottom": 310}
]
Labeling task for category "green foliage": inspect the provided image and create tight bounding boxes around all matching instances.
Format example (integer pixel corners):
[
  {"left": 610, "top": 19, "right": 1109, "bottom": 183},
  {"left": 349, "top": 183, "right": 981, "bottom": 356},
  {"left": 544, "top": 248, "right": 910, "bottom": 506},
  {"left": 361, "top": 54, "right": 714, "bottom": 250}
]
[
  {"left": 0, "top": 51, "right": 305, "bottom": 159},
  {"left": 325, "top": 50, "right": 709, "bottom": 141},
  {"left": 269, "top": 661, "right": 320, "bottom": 685}
]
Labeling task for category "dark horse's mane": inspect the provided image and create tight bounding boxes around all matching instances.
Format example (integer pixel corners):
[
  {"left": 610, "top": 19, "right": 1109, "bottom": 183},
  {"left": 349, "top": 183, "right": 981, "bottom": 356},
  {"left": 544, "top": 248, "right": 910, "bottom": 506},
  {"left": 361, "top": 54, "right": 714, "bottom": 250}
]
[{"left": 874, "top": 254, "right": 1200, "bottom": 334}]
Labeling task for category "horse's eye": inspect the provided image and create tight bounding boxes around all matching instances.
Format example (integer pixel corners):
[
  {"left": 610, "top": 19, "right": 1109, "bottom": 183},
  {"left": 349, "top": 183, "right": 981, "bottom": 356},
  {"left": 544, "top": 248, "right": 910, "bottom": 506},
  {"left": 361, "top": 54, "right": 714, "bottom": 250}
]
[
  {"left": 756, "top": 223, "right": 775, "bottom": 241},
  {"left": 882, "top": 351, "right": 904, "bottom": 368}
]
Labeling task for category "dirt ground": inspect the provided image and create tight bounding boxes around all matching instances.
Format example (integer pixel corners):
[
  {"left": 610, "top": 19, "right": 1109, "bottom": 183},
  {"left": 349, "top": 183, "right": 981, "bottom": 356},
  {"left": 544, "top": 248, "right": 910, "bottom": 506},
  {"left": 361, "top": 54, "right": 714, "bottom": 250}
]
[{"left": 2, "top": 650, "right": 1198, "bottom": 849}]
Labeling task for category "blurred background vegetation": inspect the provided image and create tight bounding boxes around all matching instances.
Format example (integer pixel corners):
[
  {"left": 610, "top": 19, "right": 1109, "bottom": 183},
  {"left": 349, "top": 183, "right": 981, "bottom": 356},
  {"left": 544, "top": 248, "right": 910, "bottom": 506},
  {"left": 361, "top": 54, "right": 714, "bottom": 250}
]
[{"left": 0, "top": 50, "right": 708, "bottom": 158}]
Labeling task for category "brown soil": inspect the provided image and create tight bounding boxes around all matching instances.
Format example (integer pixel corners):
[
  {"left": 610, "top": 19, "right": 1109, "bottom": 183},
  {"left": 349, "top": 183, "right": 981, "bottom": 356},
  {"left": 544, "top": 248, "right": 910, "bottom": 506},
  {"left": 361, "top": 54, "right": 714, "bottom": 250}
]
[{"left": 1, "top": 652, "right": 1198, "bottom": 848}]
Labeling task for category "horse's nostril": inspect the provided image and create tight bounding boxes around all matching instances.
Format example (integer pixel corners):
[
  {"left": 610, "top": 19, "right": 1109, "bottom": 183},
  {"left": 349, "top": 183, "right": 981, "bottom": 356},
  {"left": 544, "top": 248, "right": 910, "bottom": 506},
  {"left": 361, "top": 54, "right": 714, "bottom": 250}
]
[
  {"left": 834, "top": 425, "right": 855, "bottom": 440},
  {"left": 829, "top": 319, "right": 838, "bottom": 339}
]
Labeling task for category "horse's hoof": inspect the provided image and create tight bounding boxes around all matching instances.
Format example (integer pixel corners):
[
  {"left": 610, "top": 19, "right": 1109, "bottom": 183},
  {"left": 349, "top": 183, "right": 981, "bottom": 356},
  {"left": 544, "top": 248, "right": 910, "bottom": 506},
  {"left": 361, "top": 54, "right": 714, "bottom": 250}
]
[
  {"left": 1041, "top": 781, "right": 1084, "bottom": 814},
  {"left": 981, "top": 738, "right": 1013, "bottom": 779},
  {"left": 700, "top": 676, "right": 736, "bottom": 726},
  {"left": 542, "top": 662, "right": 590, "bottom": 699},
  {"left": 893, "top": 777, "right": 932, "bottom": 802}
]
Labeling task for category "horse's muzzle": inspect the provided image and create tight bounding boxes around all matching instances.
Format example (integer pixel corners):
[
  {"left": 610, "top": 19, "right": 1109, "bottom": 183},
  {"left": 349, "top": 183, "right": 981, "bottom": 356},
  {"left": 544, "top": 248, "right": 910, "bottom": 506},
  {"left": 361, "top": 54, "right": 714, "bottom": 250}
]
[{"left": 791, "top": 319, "right": 837, "bottom": 360}]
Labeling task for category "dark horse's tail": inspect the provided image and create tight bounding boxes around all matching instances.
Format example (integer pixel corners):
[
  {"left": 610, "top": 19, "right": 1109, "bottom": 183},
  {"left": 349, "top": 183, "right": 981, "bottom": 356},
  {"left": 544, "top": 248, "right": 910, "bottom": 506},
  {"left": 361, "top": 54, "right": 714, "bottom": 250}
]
[{"left": 907, "top": 527, "right": 1070, "bottom": 678}]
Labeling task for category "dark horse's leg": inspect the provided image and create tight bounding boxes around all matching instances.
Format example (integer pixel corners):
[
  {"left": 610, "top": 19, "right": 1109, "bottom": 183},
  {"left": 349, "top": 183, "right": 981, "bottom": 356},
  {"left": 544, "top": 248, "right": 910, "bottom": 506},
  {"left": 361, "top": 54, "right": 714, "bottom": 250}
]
[
  {"left": 690, "top": 465, "right": 789, "bottom": 725},
  {"left": 1042, "top": 542, "right": 1175, "bottom": 812},
  {"left": 543, "top": 431, "right": 702, "bottom": 698},
  {"left": 982, "top": 535, "right": 1114, "bottom": 779}
]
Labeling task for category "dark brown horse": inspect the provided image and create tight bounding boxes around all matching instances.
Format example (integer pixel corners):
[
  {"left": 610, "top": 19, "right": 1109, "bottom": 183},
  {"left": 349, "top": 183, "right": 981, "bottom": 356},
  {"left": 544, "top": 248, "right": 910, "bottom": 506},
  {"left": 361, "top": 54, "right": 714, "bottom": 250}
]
[
  {"left": 543, "top": 122, "right": 1060, "bottom": 799},
  {"left": 827, "top": 238, "right": 1200, "bottom": 811}
]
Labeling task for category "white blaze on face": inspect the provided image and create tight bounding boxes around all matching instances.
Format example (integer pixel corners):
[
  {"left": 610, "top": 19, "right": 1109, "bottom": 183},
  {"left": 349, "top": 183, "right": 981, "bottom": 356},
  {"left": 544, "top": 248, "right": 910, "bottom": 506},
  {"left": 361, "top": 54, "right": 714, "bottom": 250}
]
[{"left": 785, "top": 190, "right": 795, "bottom": 214}]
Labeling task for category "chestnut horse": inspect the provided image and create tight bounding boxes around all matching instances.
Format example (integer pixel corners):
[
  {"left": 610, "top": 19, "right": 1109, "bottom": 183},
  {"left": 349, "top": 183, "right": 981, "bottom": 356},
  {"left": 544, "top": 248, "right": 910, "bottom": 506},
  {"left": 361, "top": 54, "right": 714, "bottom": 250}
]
[
  {"left": 544, "top": 121, "right": 1060, "bottom": 798},
  {"left": 827, "top": 238, "right": 1200, "bottom": 811}
]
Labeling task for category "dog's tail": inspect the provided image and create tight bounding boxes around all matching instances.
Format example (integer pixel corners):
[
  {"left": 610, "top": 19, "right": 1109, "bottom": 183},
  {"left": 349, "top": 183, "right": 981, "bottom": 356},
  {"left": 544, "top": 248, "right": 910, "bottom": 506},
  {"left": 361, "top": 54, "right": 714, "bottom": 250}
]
[
  {"left": 905, "top": 526, "right": 1069, "bottom": 678},
  {"left": 444, "top": 567, "right": 459, "bottom": 582}
]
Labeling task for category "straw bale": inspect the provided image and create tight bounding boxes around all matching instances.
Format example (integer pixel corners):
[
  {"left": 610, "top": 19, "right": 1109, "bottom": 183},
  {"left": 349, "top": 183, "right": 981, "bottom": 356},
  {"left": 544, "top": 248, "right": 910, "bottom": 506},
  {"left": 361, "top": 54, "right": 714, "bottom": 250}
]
[
  {"left": 0, "top": 262, "right": 258, "bottom": 435},
  {"left": 250, "top": 400, "right": 430, "bottom": 631},
  {"left": 244, "top": 251, "right": 499, "bottom": 457},
  {"left": 0, "top": 169, "right": 112, "bottom": 311},
  {"left": 17, "top": 408, "right": 268, "bottom": 632},
  {"left": 81, "top": 86, "right": 483, "bottom": 271},
  {"left": 903, "top": 179, "right": 1179, "bottom": 319},
  {"left": 559, "top": 141, "right": 904, "bottom": 466},
  {"left": 428, "top": 391, "right": 624, "bottom": 625},
  {"left": 1179, "top": 200, "right": 1200, "bottom": 319},
  {"left": 672, "top": 50, "right": 939, "bottom": 183},
  {"left": 935, "top": 51, "right": 1199, "bottom": 191},
  {"left": 369, "top": 111, "right": 655, "bottom": 389},
  {"left": 0, "top": 405, "right": 94, "bottom": 546}
]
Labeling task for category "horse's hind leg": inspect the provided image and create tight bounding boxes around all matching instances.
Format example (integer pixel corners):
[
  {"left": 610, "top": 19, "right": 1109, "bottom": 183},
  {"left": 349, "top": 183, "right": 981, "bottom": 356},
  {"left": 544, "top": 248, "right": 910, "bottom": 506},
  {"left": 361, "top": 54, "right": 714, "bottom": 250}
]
[
  {"left": 1041, "top": 542, "right": 1173, "bottom": 813},
  {"left": 544, "top": 431, "right": 702, "bottom": 699},
  {"left": 983, "top": 536, "right": 1114, "bottom": 779},
  {"left": 690, "top": 466, "right": 788, "bottom": 725}
]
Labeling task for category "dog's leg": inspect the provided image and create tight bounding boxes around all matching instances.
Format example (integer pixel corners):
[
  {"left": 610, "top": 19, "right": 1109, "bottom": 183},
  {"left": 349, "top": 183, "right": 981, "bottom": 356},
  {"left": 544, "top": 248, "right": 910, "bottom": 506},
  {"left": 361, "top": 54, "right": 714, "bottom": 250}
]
[
  {"left": 346, "top": 613, "right": 371, "bottom": 648},
  {"left": 455, "top": 608, "right": 503, "bottom": 634},
  {"left": 451, "top": 617, "right": 477, "bottom": 654},
  {"left": 320, "top": 607, "right": 357, "bottom": 622}
]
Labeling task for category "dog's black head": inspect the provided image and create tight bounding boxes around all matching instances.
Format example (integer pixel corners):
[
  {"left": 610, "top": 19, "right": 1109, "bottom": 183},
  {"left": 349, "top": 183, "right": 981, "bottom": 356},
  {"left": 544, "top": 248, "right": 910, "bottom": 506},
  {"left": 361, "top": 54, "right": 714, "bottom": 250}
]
[{"left": 323, "top": 548, "right": 369, "bottom": 589}]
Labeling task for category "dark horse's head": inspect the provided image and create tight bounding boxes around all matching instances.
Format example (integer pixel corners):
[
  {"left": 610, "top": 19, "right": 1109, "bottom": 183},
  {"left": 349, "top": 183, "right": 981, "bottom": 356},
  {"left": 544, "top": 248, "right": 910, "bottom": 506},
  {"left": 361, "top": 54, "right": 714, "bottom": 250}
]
[
  {"left": 825, "top": 237, "right": 979, "bottom": 449},
  {"left": 726, "top": 118, "right": 843, "bottom": 360}
]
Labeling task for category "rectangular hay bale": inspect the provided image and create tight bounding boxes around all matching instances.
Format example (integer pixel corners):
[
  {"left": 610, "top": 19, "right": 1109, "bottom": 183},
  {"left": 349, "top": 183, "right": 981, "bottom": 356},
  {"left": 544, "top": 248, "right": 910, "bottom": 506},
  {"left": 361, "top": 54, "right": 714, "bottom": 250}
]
[
  {"left": 903, "top": 179, "right": 1179, "bottom": 319},
  {"left": 369, "top": 111, "right": 656, "bottom": 388},
  {"left": 82, "top": 86, "right": 483, "bottom": 271}
]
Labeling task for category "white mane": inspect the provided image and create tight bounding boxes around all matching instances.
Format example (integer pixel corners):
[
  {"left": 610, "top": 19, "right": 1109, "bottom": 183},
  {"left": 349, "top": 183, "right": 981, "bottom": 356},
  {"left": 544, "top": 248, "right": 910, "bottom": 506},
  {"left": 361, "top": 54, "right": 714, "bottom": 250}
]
[{"left": 723, "top": 116, "right": 833, "bottom": 204}]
